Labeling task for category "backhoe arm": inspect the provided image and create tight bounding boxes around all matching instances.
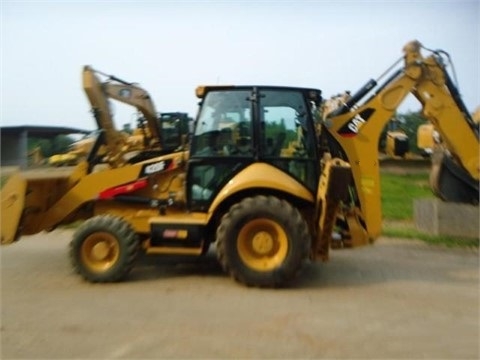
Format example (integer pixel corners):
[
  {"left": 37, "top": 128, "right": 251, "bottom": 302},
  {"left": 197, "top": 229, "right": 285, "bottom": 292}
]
[
  {"left": 323, "top": 40, "right": 479, "bottom": 240},
  {"left": 406, "top": 41, "right": 478, "bottom": 181}
]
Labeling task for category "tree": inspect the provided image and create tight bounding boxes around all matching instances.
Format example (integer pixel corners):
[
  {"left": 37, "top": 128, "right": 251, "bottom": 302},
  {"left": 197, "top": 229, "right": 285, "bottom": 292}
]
[
  {"left": 28, "top": 135, "right": 75, "bottom": 158},
  {"left": 396, "top": 111, "right": 428, "bottom": 154},
  {"left": 53, "top": 135, "right": 75, "bottom": 155}
]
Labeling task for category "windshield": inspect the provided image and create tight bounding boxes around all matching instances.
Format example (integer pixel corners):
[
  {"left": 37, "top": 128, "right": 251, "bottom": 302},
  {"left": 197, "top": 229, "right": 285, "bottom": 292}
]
[{"left": 192, "top": 90, "right": 252, "bottom": 157}]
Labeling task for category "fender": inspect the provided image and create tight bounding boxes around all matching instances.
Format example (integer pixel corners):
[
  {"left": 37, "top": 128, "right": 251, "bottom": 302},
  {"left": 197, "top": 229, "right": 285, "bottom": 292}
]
[{"left": 208, "top": 163, "right": 314, "bottom": 213}]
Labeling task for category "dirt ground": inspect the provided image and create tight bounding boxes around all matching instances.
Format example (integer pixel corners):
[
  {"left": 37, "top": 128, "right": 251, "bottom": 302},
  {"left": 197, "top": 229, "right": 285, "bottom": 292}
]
[{"left": 1, "top": 229, "right": 478, "bottom": 359}]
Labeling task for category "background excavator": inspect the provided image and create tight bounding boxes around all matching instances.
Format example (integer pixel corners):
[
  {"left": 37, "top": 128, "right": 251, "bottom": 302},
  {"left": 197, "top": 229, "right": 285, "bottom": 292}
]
[
  {"left": 383, "top": 119, "right": 410, "bottom": 159},
  {"left": 1, "top": 41, "right": 478, "bottom": 288},
  {"left": 416, "top": 122, "right": 437, "bottom": 157},
  {"left": 48, "top": 67, "right": 191, "bottom": 167}
]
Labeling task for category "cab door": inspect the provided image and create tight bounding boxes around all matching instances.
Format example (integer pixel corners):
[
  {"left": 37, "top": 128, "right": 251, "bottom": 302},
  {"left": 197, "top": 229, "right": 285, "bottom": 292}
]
[
  {"left": 187, "top": 89, "right": 255, "bottom": 211},
  {"left": 256, "top": 88, "right": 319, "bottom": 193}
]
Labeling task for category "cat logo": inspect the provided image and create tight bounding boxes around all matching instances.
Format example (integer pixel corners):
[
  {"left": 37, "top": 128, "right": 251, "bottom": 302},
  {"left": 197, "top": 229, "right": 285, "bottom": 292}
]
[{"left": 338, "top": 108, "right": 375, "bottom": 137}]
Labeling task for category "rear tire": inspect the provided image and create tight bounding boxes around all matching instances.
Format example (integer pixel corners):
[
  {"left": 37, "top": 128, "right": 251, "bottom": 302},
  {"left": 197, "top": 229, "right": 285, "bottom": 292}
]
[
  {"left": 216, "top": 196, "right": 310, "bottom": 287},
  {"left": 70, "top": 215, "right": 139, "bottom": 282}
]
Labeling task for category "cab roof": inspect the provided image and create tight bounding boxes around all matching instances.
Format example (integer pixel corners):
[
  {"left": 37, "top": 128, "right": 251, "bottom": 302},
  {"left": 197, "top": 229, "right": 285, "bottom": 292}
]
[{"left": 195, "top": 85, "right": 322, "bottom": 102}]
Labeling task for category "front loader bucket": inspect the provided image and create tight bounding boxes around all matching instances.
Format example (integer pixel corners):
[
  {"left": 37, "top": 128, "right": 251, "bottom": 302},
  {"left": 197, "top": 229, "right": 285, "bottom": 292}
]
[{"left": 1, "top": 172, "right": 27, "bottom": 244}]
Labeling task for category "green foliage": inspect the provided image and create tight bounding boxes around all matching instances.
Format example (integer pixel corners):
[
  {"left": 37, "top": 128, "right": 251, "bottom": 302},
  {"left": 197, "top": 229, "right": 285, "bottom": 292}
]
[
  {"left": 264, "top": 120, "right": 296, "bottom": 144},
  {"left": 30, "top": 138, "right": 52, "bottom": 157},
  {"left": 380, "top": 170, "right": 478, "bottom": 247},
  {"left": 28, "top": 135, "right": 75, "bottom": 157},
  {"left": 53, "top": 135, "right": 74, "bottom": 154},
  {"left": 383, "top": 224, "right": 479, "bottom": 248},
  {"left": 379, "top": 111, "right": 428, "bottom": 154},
  {"left": 397, "top": 111, "right": 428, "bottom": 154},
  {"left": 122, "top": 123, "right": 133, "bottom": 134},
  {"left": 380, "top": 172, "right": 432, "bottom": 220}
]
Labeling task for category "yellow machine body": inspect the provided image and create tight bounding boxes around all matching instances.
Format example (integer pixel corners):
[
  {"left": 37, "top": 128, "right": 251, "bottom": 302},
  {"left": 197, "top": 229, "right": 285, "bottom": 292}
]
[{"left": 1, "top": 41, "right": 477, "bottom": 287}]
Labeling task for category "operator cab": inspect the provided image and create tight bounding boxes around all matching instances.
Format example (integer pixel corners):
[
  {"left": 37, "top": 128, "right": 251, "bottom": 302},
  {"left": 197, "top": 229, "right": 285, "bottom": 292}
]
[
  {"left": 158, "top": 112, "right": 193, "bottom": 152},
  {"left": 188, "top": 85, "right": 322, "bottom": 211}
]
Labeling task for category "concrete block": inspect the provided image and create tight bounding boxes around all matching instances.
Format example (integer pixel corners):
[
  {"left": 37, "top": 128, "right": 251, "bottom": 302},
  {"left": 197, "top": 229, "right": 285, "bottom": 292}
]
[{"left": 414, "top": 199, "right": 479, "bottom": 239}]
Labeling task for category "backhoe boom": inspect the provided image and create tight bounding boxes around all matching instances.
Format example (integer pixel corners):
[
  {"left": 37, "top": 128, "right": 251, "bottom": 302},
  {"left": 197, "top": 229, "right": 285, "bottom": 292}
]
[{"left": 323, "top": 40, "right": 479, "bottom": 239}]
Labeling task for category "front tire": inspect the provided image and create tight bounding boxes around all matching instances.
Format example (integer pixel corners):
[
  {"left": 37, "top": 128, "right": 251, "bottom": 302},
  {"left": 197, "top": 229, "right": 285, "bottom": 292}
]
[
  {"left": 216, "top": 196, "right": 310, "bottom": 287},
  {"left": 70, "top": 215, "right": 139, "bottom": 282}
]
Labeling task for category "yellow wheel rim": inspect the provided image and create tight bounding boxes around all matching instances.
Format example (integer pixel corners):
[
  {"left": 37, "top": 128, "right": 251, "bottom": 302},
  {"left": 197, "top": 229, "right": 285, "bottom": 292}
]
[
  {"left": 81, "top": 232, "right": 120, "bottom": 273},
  {"left": 237, "top": 218, "right": 288, "bottom": 272}
]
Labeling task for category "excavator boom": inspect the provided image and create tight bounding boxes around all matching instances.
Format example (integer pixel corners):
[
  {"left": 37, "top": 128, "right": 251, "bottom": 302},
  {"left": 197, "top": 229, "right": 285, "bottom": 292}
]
[
  {"left": 82, "top": 66, "right": 165, "bottom": 163},
  {"left": 83, "top": 66, "right": 126, "bottom": 167},
  {"left": 102, "top": 83, "right": 161, "bottom": 146}
]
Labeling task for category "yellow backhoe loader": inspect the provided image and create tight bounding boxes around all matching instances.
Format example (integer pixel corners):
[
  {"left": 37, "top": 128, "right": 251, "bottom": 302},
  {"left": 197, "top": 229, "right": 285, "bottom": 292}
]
[{"left": 1, "top": 41, "right": 478, "bottom": 288}]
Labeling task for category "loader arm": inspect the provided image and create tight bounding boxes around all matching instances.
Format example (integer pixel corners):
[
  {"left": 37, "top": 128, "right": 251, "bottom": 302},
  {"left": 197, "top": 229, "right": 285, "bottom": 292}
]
[
  {"left": 1, "top": 172, "right": 27, "bottom": 244},
  {"left": 0, "top": 149, "right": 187, "bottom": 243},
  {"left": 323, "top": 40, "right": 479, "bottom": 240}
]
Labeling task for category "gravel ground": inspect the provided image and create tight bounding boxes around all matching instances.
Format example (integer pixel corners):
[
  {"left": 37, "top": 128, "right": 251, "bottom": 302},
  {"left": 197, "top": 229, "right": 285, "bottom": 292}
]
[{"left": 1, "top": 229, "right": 478, "bottom": 359}]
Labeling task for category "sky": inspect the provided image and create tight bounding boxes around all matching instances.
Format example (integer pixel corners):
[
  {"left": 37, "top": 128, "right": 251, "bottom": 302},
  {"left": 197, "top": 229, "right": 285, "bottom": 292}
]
[{"left": 1, "top": 0, "right": 479, "bottom": 131}]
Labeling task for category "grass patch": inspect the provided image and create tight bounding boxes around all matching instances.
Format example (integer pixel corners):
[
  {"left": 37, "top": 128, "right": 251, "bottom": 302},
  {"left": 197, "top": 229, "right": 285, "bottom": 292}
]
[
  {"left": 383, "top": 222, "right": 479, "bottom": 248},
  {"left": 380, "top": 172, "right": 432, "bottom": 220},
  {"left": 380, "top": 171, "right": 478, "bottom": 247}
]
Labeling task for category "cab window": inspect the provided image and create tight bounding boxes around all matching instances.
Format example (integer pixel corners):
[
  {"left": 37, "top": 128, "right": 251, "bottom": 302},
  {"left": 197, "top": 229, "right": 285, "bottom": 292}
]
[
  {"left": 192, "top": 90, "right": 252, "bottom": 157},
  {"left": 259, "top": 89, "right": 317, "bottom": 189}
]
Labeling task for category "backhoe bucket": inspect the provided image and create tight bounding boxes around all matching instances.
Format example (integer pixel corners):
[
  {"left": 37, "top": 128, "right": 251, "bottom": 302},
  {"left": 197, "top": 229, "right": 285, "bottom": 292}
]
[
  {"left": 430, "top": 149, "right": 479, "bottom": 204},
  {"left": 1, "top": 172, "right": 27, "bottom": 244}
]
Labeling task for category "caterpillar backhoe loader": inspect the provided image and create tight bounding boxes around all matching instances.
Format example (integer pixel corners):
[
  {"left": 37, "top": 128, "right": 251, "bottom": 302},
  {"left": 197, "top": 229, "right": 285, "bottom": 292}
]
[{"left": 1, "top": 40, "right": 478, "bottom": 288}]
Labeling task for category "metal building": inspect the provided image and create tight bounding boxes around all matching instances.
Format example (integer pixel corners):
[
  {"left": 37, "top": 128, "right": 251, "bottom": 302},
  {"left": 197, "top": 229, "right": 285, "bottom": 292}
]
[{"left": 0, "top": 125, "right": 89, "bottom": 169}]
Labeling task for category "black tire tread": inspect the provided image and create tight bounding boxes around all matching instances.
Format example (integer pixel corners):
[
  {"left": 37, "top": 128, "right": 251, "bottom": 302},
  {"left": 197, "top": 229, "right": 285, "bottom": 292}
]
[
  {"left": 216, "top": 195, "right": 310, "bottom": 288},
  {"left": 69, "top": 215, "right": 139, "bottom": 283}
]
